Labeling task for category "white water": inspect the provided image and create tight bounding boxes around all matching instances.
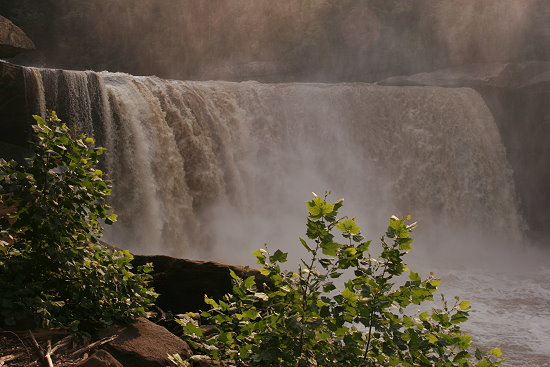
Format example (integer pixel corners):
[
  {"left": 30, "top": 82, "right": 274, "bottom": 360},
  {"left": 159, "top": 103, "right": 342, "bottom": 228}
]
[{"left": 23, "top": 68, "right": 549, "bottom": 366}]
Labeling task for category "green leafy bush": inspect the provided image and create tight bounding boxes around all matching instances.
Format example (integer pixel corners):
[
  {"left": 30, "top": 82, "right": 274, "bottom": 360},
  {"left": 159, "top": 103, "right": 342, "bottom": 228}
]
[
  {"left": 0, "top": 112, "right": 156, "bottom": 331},
  {"left": 176, "top": 193, "right": 505, "bottom": 366}
]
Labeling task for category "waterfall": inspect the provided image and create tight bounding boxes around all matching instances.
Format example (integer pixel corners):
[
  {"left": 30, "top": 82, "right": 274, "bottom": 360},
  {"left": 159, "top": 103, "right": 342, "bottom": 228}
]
[{"left": 22, "top": 68, "right": 523, "bottom": 259}]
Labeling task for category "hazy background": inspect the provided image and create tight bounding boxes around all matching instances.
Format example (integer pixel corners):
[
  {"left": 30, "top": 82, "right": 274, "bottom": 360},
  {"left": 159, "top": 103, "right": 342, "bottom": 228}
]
[{"left": 2, "top": 0, "right": 549, "bottom": 82}]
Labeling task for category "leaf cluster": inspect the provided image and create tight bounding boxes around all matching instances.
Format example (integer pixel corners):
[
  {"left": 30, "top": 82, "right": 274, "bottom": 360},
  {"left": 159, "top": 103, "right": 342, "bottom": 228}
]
[
  {"left": 175, "top": 193, "right": 505, "bottom": 366},
  {"left": 0, "top": 112, "right": 156, "bottom": 331}
]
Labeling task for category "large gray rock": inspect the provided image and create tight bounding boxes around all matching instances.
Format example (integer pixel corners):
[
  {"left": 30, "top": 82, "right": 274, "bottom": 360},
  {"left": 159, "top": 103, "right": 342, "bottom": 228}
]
[
  {"left": 0, "top": 16, "right": 35, "bottom": 58},
  {"left": 104, "top": 318, "right": 192, "bottom": 367}
]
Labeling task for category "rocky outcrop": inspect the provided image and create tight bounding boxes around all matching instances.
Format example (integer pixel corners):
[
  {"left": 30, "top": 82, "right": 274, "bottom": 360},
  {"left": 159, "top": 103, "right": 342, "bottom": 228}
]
[
  {"left": 379, "top": 62, "right": 550, "bottom": 89},
  {"left": 0, "top": 16, "right": 35, "bottom": 58},
  {"left": 380, "top": 62, "right": 550, "bottom": 241},
  {"left": 103, "top": 318, "right": 192, "bottom": 367},
  {"left": 132, "top": 255, "right": 263, "bottom": 314}
]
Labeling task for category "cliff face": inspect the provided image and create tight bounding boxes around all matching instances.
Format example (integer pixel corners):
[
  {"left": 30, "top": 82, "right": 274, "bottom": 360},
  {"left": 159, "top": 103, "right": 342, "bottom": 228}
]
[{"left": 0, "top": 61, "right": 33, "bottom": 161}]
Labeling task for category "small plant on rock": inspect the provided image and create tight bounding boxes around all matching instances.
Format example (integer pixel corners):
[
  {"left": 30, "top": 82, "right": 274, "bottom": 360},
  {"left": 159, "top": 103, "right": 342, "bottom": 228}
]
[
  {"left": 0, "top": 112, "right": 156, "bottom": 331},
  {"left": 175, "top": 193, "right": 505, "bottom": 366}
]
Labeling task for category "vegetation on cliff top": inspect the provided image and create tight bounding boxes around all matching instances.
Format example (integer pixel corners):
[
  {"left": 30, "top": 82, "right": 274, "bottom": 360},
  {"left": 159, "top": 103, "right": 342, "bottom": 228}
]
[{"left": 0, "top": 112, "right": 156, "bottom": 331}]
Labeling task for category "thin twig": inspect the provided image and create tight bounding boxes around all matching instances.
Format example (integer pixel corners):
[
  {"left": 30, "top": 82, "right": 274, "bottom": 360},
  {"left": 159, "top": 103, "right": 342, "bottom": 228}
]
[
  {"left": 0, "top": 353, "right": 24, "bottom": 366},
  {"left": 44, "top": 339, "right": 54, "bottom": 367},
  {"left": 27, "top": 330, "right": 53, "bottom": 367},
  {"left": 69, "top": 335, "right": 118, "bottom": 358},
  {"left": 155, "top": 305, "right": 167, "bottom": 322},
  {"left": 50, "top": 334, "right": 75, "bottom": 355}
]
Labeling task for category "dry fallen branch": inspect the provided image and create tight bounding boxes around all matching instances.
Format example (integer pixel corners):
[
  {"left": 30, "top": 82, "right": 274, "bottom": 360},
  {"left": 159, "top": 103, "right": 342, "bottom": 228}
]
[
  {"left": 27, "top": 330, "right": 53, "bottom": 367},
  {"left": 50, "top": 334, "right": 75, "bottom": 355},
  {"left": 69, "top": 335, "right": 118, "bottom": 358},
  {"left": 0, "top": 353, "right": 25, "bottom": 366}
]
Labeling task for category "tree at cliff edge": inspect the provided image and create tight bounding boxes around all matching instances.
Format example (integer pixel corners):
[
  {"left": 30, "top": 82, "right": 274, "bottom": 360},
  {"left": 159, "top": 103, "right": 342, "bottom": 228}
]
[{"left": 0, "top": 111, "right": 156, "bottom": 331}]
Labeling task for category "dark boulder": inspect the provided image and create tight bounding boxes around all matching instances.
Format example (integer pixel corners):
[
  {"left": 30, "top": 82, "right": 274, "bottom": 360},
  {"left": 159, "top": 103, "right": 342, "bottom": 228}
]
[
  {"left": 132, "top": 255, "right": 262, "bottom": 314},
  {"left": 0, "top": 16, "right": 35, "bottom": 58}
]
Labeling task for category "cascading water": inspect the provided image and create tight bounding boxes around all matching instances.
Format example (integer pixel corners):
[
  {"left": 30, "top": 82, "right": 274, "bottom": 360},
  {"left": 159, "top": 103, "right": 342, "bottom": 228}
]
[
  {"left": 24, "top": 67, "right": 522, "bottom": 257},
  {"left": 21, "top": 67, "right": 549, "bottom": 366}
]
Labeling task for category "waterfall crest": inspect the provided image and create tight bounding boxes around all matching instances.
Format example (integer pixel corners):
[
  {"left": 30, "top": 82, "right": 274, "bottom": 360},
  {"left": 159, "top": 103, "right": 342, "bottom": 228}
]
[{"left": 23, "top": 68, "right": 523, "bottom": 258}]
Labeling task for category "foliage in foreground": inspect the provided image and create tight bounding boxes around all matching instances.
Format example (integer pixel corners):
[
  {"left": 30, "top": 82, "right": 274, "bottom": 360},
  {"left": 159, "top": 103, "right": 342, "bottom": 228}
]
[
  {"left": 0, "top": 112, "right": 156, "bottom": 331},
  {"left": 175, "top": 194, "right": 505, "bottom": 366}
]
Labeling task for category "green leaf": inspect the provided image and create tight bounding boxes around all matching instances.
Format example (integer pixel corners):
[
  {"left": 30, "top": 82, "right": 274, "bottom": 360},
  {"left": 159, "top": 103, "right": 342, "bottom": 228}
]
[
  {"left": 342, "top": 287, "right": 357, "bottom": 302},
  {"left": 321, "top": 242, "right": 341, "bottom": 256},
  {"left": 242, "top": 309, "right": 259, "bottom": 320},
  {"left": 299, "top": 237, "right": 314, "bottom": 253},
  {"left": 323, "top": 282, "right": 336, "bottom": 292},
  {"left": 243, "top": 276, "right": 256, "bottom": 290},
  {"left": 451, "top": 312, "right": 468, "bottom": 324},
  {"left": 419, "top": 312, "right": 430, "bottom": 321},
  {"left": 489, "top": 348, "right": 503, "bottom": 357},
  {"left": 204, "top": 296, "right": 219, "bottom": 308},
  {"left": 398, "top": 238, "right": 413, "bottom": 250},
  {"left": 269, "top": 249, "right": 288, "bottom": 263},
  {"left": 426, "top": 334, "right": 438, "bottom": 344},
  {"left": 357, "top": 241, "right": 371, "bottom": 252},
  {"left": 336, "top": 218, "right": 361, "bottom": 235},
  {"left": 457, "top": 335, "right": 472, "bottom": 350},
  {"left": 252, "top": 249, "right": 267, "bottom": 265},
  {"left": 229, "top": 269, "right": 241, "bottom": 280},
  {"left": 458, "top": 300, "right": 471, "bottom": 310},
  {"left": 409, "top": 271, "right": 421, "bottom": 282},
  {"left": 306, "top": 195, "right": 335, "bottom": 219},
  {"left": 183, "top": 321, "right": 203, "bottom": 337}
]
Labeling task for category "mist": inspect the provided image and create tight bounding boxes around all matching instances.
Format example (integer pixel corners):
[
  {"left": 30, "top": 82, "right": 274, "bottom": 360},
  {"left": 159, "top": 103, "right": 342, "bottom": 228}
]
[{"left": 7, "top": 0, "right": 548, "bottom": 82}]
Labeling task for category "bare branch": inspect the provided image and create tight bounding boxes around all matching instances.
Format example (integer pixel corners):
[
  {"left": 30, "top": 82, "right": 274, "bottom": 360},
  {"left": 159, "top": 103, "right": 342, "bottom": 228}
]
[{"left": 69, "top": 335, "right": 118, "bottom": 358}]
